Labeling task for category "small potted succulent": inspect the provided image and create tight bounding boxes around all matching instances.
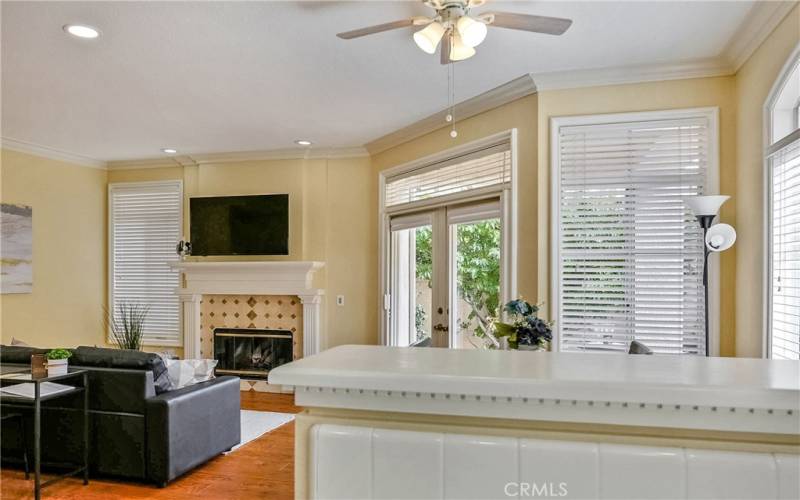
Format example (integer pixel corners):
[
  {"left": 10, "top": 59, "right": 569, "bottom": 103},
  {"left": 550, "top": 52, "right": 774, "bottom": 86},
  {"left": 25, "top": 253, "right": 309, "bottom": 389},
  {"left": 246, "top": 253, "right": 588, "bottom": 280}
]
[
  {"left": 46, "top": 349, "right": 72, "bottom": 375},
  {"left": 492, "top": 299, "right": 553, "bottom": 351}
]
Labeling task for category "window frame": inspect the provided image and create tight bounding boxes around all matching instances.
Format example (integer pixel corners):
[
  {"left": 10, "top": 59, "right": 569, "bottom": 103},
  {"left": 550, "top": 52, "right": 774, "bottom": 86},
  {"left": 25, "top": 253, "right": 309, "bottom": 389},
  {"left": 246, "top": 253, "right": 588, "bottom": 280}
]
[
  {"left": 377, "top": 129, "right": 518, "bottom": 345},
  {"left": 763, "top": 42, "right": 800, "bottom": 359},
  {"left": 550, "top": 107, "right": 721, "bottom": 355},
  {"left": 108, "top": 179, "right": 184, "bottom": 347}
]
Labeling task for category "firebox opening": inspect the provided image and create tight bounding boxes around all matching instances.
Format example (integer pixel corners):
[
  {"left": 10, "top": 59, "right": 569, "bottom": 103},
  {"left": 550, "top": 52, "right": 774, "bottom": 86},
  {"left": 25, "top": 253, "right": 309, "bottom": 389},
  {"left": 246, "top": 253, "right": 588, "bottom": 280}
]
[{"left": 213, "top": 328, "right": 293, "bottom": 379}]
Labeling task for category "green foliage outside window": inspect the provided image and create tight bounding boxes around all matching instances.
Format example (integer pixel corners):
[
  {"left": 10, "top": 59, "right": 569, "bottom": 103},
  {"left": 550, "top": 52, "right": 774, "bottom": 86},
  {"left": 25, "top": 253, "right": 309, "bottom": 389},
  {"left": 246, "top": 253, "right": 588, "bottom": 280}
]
[{"left": 414, "top": 221, "right": 501, "bottom": 348}]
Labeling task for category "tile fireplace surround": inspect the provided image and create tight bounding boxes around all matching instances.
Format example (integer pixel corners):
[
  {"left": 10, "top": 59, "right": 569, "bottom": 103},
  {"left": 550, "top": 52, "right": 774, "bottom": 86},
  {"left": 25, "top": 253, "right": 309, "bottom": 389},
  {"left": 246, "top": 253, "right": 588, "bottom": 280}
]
[
  {"left": 200, "top": 294, "right": 303, "bottom": 359},
  {"left": 169, "top": 261, "right": 324, "bottom": 390}
]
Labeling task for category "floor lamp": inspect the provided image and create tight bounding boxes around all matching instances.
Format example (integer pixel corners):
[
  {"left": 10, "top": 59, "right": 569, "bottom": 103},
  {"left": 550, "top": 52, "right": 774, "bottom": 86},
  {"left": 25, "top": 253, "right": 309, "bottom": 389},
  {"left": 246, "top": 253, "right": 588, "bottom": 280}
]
[{"left": 686, "top": 195, "right": 737, "bottom": 357}]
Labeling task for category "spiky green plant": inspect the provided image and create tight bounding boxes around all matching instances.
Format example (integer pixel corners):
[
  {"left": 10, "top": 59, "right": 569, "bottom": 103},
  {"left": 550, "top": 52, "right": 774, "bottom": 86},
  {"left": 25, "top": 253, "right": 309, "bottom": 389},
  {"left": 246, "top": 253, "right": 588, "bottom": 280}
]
[{"left": 104, "top": 302, "right": 149, "bottom": 351}]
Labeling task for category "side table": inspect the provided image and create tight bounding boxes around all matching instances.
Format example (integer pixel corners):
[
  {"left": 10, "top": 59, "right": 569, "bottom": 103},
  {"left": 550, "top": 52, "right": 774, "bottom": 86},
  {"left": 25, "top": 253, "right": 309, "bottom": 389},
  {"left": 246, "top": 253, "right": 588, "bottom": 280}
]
[{"left": 0, "top": 368, "right": 89, "bottom": 500}]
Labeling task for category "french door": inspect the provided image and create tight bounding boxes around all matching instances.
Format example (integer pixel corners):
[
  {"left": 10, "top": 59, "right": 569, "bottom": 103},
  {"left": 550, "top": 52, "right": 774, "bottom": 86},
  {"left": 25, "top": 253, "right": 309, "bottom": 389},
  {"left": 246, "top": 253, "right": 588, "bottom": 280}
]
[{"left": 386, "top": 198, "right": 504, "bottom": 348}]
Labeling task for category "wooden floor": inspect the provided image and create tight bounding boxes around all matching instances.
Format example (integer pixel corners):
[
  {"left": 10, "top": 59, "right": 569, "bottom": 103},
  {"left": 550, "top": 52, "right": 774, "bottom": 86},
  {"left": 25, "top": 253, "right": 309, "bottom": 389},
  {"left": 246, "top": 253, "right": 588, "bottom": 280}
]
[{"left": 1, "top": 392, "right": 300, "bottom": 500}]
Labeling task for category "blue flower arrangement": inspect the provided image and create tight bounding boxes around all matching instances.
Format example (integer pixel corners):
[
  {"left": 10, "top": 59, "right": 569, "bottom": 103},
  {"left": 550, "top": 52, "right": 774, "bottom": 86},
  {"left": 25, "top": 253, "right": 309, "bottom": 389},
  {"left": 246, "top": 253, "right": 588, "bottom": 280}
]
[{"left": 492, "top": 299, "right": 553, "bottom": 350}]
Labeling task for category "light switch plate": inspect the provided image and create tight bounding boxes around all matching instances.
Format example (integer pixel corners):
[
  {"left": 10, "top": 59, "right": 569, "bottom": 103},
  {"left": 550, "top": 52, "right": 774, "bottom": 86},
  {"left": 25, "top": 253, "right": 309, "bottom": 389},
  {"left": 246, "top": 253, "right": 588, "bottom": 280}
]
[{"left": 336, "top": 295, "right": 345, "bottom": 306}]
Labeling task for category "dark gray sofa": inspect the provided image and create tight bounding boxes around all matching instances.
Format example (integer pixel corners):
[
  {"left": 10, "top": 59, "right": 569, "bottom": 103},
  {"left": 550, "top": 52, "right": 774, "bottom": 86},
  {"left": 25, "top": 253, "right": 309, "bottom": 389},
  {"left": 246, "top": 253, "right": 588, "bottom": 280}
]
[{"left": 0, "top": 345, "right": 241, "bottom": 486}]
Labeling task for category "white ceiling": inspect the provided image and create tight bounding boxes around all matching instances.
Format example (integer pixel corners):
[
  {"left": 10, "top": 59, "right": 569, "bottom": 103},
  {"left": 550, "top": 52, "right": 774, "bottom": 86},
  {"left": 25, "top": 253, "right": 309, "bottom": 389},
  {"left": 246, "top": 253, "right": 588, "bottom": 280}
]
[{"left": 1, "top": 1, "right": 761, "bottom": 162}]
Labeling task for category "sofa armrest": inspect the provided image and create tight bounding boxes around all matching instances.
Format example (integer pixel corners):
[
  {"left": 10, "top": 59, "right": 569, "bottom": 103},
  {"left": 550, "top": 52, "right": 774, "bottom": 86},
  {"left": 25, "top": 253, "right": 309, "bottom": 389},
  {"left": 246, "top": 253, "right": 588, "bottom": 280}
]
[{"left": 145, "top": 376, "right": 241, "bottom": 485}]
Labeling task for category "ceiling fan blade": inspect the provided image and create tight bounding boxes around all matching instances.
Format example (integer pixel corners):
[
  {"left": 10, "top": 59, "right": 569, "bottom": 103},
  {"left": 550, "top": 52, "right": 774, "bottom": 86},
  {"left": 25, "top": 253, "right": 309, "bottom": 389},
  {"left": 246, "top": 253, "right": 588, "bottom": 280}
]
[
  {"left": 483, "top": 12, "right": 572, "bottom": 35},
  {"left": 337, "top": 19, "right": 416, "bottom": 40},
  {"left": 440, "top": 31, "right": 451, "bottom": 65}
]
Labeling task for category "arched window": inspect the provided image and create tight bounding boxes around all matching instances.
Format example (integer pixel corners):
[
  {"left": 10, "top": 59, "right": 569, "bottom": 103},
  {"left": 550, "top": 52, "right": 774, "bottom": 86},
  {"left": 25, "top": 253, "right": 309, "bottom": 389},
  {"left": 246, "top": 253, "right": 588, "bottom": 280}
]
[{"left": 765, "top": 44, "right": 800, "bottom": 360}]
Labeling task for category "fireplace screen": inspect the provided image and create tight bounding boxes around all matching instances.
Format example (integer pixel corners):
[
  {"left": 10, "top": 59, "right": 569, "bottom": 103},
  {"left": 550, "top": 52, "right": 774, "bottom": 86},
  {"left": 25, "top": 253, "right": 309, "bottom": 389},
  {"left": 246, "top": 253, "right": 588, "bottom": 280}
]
[{"left": 213, "top": 328, "right": 293, "bottom": 379}]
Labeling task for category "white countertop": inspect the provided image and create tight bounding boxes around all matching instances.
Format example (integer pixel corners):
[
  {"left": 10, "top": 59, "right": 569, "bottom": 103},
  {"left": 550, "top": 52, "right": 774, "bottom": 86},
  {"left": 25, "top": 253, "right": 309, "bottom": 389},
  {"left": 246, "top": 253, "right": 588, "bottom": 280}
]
[{"left": 269, "top": 345, "right": 800, "bottom": 434}]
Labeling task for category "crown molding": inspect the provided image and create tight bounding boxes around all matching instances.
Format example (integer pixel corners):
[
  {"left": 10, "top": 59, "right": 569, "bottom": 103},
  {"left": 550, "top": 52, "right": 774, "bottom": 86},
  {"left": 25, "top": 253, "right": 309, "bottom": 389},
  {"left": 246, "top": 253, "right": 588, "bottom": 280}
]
[
  {"left": 365, "top": 74, "right": 537, "bottom": 155},
  {"left": 532, "top": 57, "right": 733, "bottom": 92},
  {"left": 106, "top": 146, "right": 369, "bottom": 170},
  {"left": 189, "top": 146, "right": 369, "bottom": 165},
  {"left": 723, "top": 0, "right": 798, "bottom": 72},
  {"left": 104, "top": 157, "right": 183, "bottom": 170},
  {"left": 1, "top": 137, "right": 107, "bottom": 169},
  {"left": 362, "top": 56, "right": 734, "bottom": 154}
]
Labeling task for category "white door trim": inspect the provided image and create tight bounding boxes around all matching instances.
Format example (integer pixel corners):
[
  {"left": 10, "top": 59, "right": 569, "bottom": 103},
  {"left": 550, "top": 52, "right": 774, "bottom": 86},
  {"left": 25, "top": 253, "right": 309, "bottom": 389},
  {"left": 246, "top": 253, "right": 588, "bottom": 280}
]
[{"left": 378, "top": 130, "right": 518, "bottom": 345}]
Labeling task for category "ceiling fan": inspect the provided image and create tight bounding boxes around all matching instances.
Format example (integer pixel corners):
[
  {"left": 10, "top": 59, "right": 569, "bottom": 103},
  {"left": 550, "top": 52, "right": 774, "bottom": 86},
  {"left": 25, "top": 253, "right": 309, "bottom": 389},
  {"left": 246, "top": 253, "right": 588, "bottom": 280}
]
[{"left": 336, "top": 0, "right": 572, "bottom": 64}]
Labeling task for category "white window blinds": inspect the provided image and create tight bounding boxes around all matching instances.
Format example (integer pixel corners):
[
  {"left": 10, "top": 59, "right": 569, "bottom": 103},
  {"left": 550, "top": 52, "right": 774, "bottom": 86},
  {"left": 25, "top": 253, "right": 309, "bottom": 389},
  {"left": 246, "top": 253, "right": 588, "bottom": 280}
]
[
  {"left": 109, "top": 181, "right": 182, "bottom": 346},
  {"left": 385, "top": 142, "right": 511, "bottom": 208},
  {"left": 554, "top": 115, "right": 711, "bottom": 355},
  {"left": 769, "top": 137, "right": 800, "bottom": 360}
]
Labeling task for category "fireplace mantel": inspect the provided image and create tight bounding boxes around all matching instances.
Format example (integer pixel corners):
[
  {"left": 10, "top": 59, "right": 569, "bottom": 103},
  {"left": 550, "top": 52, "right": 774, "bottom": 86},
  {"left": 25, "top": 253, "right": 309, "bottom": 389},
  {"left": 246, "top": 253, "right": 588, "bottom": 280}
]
[
  {"left": 170, "top": 261, "right": 324, "bottom": 295},
  {"left": 169, "top": 261, "right": 325, "bottom": 359}
]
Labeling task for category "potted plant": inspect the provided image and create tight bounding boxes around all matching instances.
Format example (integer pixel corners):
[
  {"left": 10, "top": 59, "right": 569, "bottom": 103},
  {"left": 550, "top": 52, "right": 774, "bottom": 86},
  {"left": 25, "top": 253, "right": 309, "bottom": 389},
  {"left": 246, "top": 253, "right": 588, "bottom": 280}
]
[
  {"left": 46, "top": 349, "right": 72, "bottom": 375},
  {"left": 104, "top": 301, "right": 149, "bottom": 351},
  {"left": 492, "top": 299, "right": 553, "bottom": 351}
]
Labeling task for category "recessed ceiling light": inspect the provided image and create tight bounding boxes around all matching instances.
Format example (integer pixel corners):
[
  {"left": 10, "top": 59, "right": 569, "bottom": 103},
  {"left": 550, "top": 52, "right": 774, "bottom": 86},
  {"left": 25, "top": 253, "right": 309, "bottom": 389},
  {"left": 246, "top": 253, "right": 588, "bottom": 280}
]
[
  {"left": 161, "top": 148, "right": 178, "bottom": 154},
  {"left": 295, "top": 140, "right": 313, "bottom": 146},
  {"left": 63, "top": 24, "right": 100, "bottom": 39}
]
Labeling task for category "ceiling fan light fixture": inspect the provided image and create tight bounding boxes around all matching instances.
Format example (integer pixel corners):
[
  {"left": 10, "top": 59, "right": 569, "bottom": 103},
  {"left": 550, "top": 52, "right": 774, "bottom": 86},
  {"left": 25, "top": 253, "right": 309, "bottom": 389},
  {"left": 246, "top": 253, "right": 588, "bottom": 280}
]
[
  {"left": 413, "top": 21, "right": 445, "bottom": 54},
  {"left": 456, "top": 15, "right": 487, "bottom": 47},
  {"left": 449, "top": 31, "right": 476, "bottom": 61}
]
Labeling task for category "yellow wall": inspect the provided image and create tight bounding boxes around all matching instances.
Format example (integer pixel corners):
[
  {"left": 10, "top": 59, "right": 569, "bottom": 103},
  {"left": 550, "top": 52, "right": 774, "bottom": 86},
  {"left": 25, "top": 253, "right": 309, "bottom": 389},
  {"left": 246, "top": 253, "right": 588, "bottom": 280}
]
[
  {"left": 537, "top": 77, "right": 738, "bottom": 356},
  {"left": 0, "top": 149, "right": 107, "bottom": 348},
  {"left": 107, "top": 156, "right": 376, "bottom": 350},
  {"left": 734, "top": 5, "right": 800, "bottom": 358},
  {"left": 372, "top": 79, "right": 739, "bottom": 355}
]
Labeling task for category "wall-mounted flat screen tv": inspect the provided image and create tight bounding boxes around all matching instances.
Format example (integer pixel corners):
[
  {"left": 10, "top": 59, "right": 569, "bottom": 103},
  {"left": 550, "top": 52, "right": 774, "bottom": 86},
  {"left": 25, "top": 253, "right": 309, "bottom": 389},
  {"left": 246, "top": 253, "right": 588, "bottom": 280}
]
[{"left": 190, "top": 194, "right": 289, "bottom": 256}]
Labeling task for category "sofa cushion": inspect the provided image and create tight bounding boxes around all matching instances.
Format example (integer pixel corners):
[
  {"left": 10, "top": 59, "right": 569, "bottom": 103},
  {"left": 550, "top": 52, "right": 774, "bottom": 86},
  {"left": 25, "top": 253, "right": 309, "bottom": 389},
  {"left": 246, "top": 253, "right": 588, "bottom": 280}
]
[
  {"left": 0, "top": 345, "right": 50, "bottom": 364},
  {"left": 164, "top": 359, "right": 217, "bottom": 389},
  {"left": 72, "top": 346, "right": 172, "bottom": 393}
]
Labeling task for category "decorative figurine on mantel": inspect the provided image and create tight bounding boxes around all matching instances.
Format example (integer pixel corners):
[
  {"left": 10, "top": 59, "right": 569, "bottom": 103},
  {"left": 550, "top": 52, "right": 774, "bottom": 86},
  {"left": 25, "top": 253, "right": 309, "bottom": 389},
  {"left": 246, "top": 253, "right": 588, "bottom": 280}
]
[
  {"left": 492, "top": 299, "right": 553, "bottom": 351},
  {"left": 176, "top": 238, "right": 192, "bottom": 260}
]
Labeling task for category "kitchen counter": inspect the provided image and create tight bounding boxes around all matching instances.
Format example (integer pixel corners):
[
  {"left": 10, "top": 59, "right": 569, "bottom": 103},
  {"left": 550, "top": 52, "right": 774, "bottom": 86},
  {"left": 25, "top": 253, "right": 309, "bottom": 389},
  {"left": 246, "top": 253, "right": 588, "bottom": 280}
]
[
  {"left": 269, "top": 344, "right": 800, "bottom": 434},
  {"left": 269, "top": 345, "right": 800, "bottom": 499}
]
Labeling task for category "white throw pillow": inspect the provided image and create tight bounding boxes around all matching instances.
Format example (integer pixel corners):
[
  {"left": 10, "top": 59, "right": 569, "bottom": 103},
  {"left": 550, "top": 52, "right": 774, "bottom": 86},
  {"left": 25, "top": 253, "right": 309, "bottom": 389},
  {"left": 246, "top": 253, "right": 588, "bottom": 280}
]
[{"left": 164, "top": 358, "right": 218, "bottom": 390}]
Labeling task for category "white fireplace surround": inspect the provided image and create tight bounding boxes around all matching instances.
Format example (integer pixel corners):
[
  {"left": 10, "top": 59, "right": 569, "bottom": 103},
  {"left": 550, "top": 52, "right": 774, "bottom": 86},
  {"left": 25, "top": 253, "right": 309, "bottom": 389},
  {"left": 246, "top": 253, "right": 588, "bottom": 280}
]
[{"left": 169, "top": 261, "right": 324, "bottom": 359}]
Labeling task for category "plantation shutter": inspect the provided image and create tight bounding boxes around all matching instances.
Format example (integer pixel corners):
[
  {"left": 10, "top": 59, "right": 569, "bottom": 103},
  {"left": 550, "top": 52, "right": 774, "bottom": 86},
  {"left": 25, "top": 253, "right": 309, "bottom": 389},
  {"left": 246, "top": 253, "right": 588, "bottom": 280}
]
[
  {"left": 385, "top": 141, "right": 511, "bottom": 209},
  {"left": 555, "top": 116, "right": 710, "bottom": 355},
  {"left": 769, "top": 137, "right": 800, "bottom": 360},
  {"left": 110, "top": 181, "right": 182, "bottom": 346}
]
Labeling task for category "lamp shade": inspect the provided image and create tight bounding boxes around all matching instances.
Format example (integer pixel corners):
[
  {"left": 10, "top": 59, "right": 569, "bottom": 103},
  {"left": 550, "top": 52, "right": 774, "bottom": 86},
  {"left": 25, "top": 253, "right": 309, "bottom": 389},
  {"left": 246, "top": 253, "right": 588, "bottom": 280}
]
[
  {"left": 456, "top": 15, "right": 487, "bottom": 47},
  {"left": 705, "top": 223, "right": 736, "bottom": 252},
  {"left": 449, "top": 31, "right": 476, "bottom": 61},
  {"left": 685, "top": 195, "right": 730, "bottom": 216},
  {"left": 413, "top": 22, "right": 446, "bottom": 54}
]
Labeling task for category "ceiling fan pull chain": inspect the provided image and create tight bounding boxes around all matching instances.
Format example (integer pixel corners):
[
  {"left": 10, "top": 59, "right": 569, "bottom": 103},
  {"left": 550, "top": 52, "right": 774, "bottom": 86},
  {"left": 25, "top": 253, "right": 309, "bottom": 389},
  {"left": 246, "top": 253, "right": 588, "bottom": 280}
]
[
  {"left": 445, "top": 46, "right": 452, "bottom": 124},
  {"left": 450, "top": 60, "right": 458, "bottom": 138},
  {"left": 449, "top": 38, "right": 458, "bottom": 139}
]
